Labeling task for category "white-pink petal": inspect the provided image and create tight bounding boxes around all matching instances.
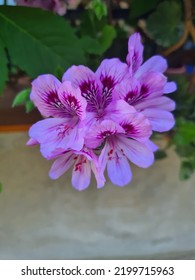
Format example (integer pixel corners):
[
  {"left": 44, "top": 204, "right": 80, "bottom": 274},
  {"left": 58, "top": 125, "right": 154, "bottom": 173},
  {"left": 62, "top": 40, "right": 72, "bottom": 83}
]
[
  {"left": 135, "top": 55, "right": 168, "bottom": 78},
  {"left": 58, "top": 81, "right": 87, "bottom": 120},
  {"left": 30, "top": 74, "right": 63, "bottom": 118},
  {"left": 107, "top": 149, "right": 132, "bottom": 186},
  {"left": 126, "top": 32, "right": 144, "bottom": 74},
  {"left": 142, "top": 109, "right": 175, "bottom": 132},
  {"left": 135, "top": 96, "right": 176, "bottom": 112},
  {"left": 163, "top": 81, "right": 177, "bottom": 94},
  {"left": 49, "top": 152, "right": 74, "bottom": 179},
  {"left": 96, "top": 58, "right": 128, "bottom": 86},
  {"left": 72, "top": 156, "right": 91, "bottom": 191},
  {"left": 118, "top": 137, "right": 154, "bottom": 168}
]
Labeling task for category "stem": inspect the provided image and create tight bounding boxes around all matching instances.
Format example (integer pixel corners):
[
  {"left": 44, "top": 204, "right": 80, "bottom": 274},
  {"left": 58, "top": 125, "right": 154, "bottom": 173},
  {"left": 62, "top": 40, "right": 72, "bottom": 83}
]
[
  {"left": 106, "top": 0, "right": 112, "bottom": 24},
  {"left": 162, "top": 0, "right": 195, "bottom": 56}
]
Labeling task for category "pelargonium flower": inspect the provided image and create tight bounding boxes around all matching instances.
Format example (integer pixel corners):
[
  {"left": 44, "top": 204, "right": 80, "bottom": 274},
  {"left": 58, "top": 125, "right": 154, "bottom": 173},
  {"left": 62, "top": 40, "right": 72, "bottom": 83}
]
[
  {"left": 62, "top": 58, "right": 129, "bottom": 124},
  {"left": 27, "top": 32, "right": 176, "bottom": 190},
  {"left": 85, "top": 107, "right": 154, "bottom": 186},
  {"left": 15, "top": 0, "right": 68, "bottom": 15},
  {"left": 121, "top": 33, "right": 176, "bottom": 132},
  {"left": 29, "top": 76, "right": 87, "bottom": 159},
  {"left": 49, "top": 148, "right": 105, "bottom": 191}
]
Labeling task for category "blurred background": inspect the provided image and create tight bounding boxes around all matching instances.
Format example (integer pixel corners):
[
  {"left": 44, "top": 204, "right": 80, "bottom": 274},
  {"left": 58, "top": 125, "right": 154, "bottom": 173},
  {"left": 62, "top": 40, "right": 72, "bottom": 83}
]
[{"left": 0, "top": 0, "right": 195, "bottom": 259}]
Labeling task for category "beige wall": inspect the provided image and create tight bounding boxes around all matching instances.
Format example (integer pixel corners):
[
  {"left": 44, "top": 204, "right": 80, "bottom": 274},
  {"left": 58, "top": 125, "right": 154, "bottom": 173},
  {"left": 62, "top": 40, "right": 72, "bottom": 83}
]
[{"left": 0, "top": 132, "right": 195, "bottom": 259}]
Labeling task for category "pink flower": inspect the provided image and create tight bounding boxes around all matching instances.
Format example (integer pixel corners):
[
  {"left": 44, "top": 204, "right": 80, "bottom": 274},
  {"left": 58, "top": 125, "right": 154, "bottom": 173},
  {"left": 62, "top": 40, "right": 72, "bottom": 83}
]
[
  {"left": 27, "top": 32, "right": 176, "bottom": 190},
  {"left": 29, "top": 75, "right": 87, "bottom": 159},
  {"left": 15, "top": 0, "right": 67, "bottom": 15},
  {"left": 120, "top": 33, "right": 176, "bottom": 132},
  {"left": 49, "top": 148, "right": 105, "bottom": 191},
  {"left": 85, "top": 115, "right": 154, "bottom": 186},
  {"left": 62, "top": 58, "right": 128, "bottom": 122}
]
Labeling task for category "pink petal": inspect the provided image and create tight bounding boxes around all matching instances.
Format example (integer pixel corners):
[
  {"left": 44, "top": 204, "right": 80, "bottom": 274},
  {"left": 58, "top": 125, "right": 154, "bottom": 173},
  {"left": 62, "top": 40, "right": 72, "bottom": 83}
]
[
  {"left": 91, "top": 160, "right": 106, "bottom": 189},
  {"left": 88, "top": 149, "right": 106, "bottom": 188},
  {"left": 49, "top": 152, "right": 74, "bottom": 179},
  {"left": 58, "top": 81, "right": 87, "bottom": 120},
  {"left": 137, "top": 72, "right": 167, "bottom": 99},
  {"left": 142, "top": 109, "right": 175, "bottom": 132},
  {"left": 118, "top": 137, "right": 154, "bottom": 168},
  {"left": 113, "top": 77, "right": 141, "bottom": 104},
  {"left": 135, "top": 56, "right": 167, "bottom": 78},
  {"left": 72, "top": 156, "right": 91, "bottom": 191},
  {"left": 135, "top": 96, "right": 176, "bottom": 112},
  {"left": 119, "top": 112, "right": 152, "bottom": 142},
  {"left": 85, "top": 120, "right": 125, "bottom": 149},
  {"left": 126, "top": 33, "right": 144, "bottom": 74},
  {"left": 29, "top": 118, "right": 84, "bottom": 159},
  {"left": 96, "top": 58, "right": 128, "bottom": 107},
  {"left": 107, "top": 147, "right": 132, "bottom": 186},
  {"left": 62, "top": 65, "right": 102, "bottom": 112},
  {"left": 105, "top": 100, "right": 136, "bottom": 120},
  {"left": 96, "top": 58, "right": 128, "bottom": 84},
  {"left": 99, "top": 142, "right": 110, "bottom": 175},
  {"left": 30, "top": 74, "right": 65, "bottom": 118},
  {"left": 145, "top": 140, "right": 159, "bottom": 152},
  {"left": 53, "top": 0, "right": 67, "bottom": 15},
  {"left": 163, "top": 82, "right": 177, "bottom": 94},
  {"left": 26, "top": 138, "right": 38, "bottom": 146}
]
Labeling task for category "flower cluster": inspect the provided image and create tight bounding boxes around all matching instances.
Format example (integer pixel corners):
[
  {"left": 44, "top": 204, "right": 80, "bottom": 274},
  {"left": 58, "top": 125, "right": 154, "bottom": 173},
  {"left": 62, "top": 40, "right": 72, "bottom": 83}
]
[
  {"left": 15, "top": 0, "right": 80, "bottom": 15},
  {"left": 27, "top": 33, "right": 176, "bottom": 190}
]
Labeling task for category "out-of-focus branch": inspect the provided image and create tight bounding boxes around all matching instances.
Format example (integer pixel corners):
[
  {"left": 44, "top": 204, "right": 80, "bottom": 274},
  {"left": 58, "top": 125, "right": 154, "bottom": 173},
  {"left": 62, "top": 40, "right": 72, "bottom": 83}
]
[{"left": 162, "top": 0, "right": 195, "bottom": 56}]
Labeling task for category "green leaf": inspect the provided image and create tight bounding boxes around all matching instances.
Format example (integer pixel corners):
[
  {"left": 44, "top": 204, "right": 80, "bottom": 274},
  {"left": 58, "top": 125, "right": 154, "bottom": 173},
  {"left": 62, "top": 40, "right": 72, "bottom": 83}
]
[
  {"left": 81, "top": 25, "right": 116, "bottom": 55},
  {"left": 99, "top": 25, "right": 116, "bottom": 53},
  {"left": 180, "top": 161, "right": 194, "bottom": 180},
  {"left": 155, "top": 150, "right": 167, "bottom": 160},
  {"left": 0, "top": 38, "right": 8, "bottom": 95},
  {"left": 146, "top": 1, "right": 183, "bottom": 47},
  {"left": 130, "top": 0, "right": 161, "bottom": 18},
  {"left": 0, "top": 6, "right": 85, "bottom": 78},
  {"left": 175, "top": 144, "right": 195, "bottom": 158},
  {"left": 91, "top": 0, "right": 107, "bottom": 20},
  {"left": 25, "top": 100, "right": 35, "bottom": 113},
  {"left": 80, "top": 36, "right": 102, "bottom": 55},
  {"left": 12, "top": 88, "right": 31, "bottom": 107},
  {"left": 54, "top": 65, "right": 64, "bottom": 81},
  {"left": 174, "top": 119, "right": 195, "bottom": 145},
  {"left": 0, "top": 182, "right": 3, "bottom": 193}
]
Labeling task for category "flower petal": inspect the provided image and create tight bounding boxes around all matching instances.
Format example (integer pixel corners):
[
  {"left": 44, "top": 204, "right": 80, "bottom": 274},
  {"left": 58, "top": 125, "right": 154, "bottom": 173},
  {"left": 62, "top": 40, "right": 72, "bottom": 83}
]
[
  {"left": 105, "top": 100, "right": 136, "bottom": 121},
  {"left": 119, "top": 112, "right": 152, "bottom": 142},
  {"left": 142, "top": 109, "right": 175, "bottom": 132},
  {"left": 145, "top": 140, "right": 159, "bottom": 152},
  {"left": 58, "top": 81, "right": 87, "bottom": 120},
  {"left": 26, "top": 138, "right": 38, "bottom": 146},
  {"left": 96, "top": 58, "right": 128, "bottom": 107},
  {"left": 126, "top": 32, "right": 144, "bottom": 74},
  {"left": 107, "top": 147, "right": 132, "bottom": 186},
  {"left": 88, "top": 149, "right": 106, "bottom": 188},
  {"left": 118, "top": 137, "right": 154, "bottom": 168},
  {"left": 163, "top": 81, "right": 177, "bottom": 94},
  {"left": 30, "top": 74, "right": 65, "bottom": 118},
  {"left": 62, "top": 65, "right": 102, "bottom": 112},
  {"left": 135, "top": 96, "right": 176, "bottom": 112},
  {"left": 29, "top": 118, "right": 84, "bottom": 159},
  {"left": 85, "top": 119, "right": 125, "bottom": 149},
  {"left": 49, "top": 152, "right": 74, "bottom": 179},
  {"left": 113, "top": 77, "right": 141, "bottom": 104},
  {"left": 99, "top": 142, "right": 109, "bottom": 175},
  {"left": 137, "top": 72, "right": 167, "bottom": 99},
  {"left": 72, "top": 156, "right": 91, "bottom": 191},
  {"left": 135, "top": 55, "right": 167, "bottom": 78}
]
